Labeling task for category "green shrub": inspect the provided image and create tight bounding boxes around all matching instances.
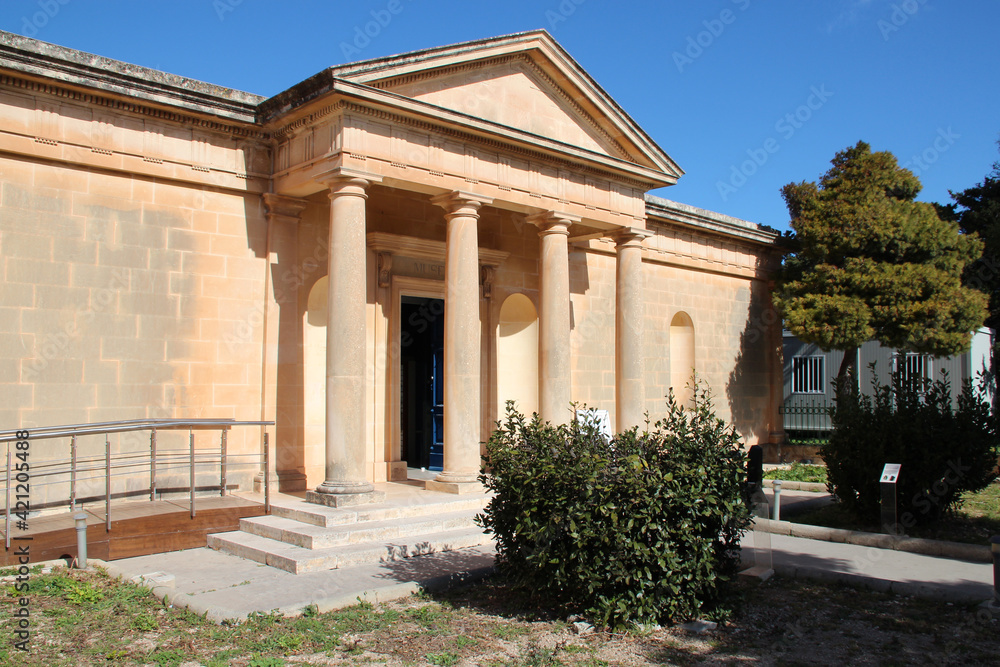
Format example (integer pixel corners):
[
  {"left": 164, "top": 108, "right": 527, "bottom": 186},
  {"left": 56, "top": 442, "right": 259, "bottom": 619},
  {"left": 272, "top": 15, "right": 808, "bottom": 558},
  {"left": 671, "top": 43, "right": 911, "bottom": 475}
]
[
  {"left": 476, "top": 383, "right": 751, "bottom": 629},
  {"left": 825, "top": 365, "right": 999, "bottom": 528}
]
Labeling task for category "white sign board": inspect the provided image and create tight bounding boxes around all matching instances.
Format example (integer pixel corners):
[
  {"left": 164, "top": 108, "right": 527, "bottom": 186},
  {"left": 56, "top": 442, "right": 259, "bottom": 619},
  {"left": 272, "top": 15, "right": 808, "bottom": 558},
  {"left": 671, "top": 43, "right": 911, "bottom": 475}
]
[
  {"left": 880, "top": 463, "right": 901, "bottom": 484},
  {"left": 575, "top": 409, "right": 612, "bottom": 440}
]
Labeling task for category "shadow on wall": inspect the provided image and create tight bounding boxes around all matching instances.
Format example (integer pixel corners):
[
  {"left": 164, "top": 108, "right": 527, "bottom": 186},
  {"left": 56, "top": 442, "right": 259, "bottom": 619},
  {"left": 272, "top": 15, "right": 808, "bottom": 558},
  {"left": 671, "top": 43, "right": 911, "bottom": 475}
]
[{"left": 726, "top": 281, "right": 775, "bottom": 444}]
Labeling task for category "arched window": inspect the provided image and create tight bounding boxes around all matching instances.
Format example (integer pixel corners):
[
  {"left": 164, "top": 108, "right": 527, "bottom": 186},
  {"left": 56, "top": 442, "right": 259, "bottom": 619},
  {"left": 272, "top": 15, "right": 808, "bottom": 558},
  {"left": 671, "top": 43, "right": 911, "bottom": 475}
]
[
  {"left": 497, "top": 293, "right": 539, "bottom": 418},
  {"left": 670, "top": 311, "right": 695, "bottom": 407}
]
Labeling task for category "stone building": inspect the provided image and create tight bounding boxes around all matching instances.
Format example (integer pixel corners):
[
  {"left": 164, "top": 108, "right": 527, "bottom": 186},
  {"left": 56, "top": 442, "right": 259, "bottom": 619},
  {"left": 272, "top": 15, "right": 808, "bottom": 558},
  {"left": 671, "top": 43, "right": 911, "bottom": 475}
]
[{"left": 0, "top": 30, "right": 782, "bottom": 505}]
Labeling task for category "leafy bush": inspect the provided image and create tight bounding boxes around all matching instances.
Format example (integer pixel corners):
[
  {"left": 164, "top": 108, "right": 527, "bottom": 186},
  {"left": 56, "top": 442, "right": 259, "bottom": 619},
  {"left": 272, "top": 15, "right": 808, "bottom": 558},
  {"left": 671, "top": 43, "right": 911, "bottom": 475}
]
[
  {"left": 825, "top": 365, "right": 999, "bottom": 529},
  {"left": 476, "top": 383, "right": 751, "bottom": 629}
]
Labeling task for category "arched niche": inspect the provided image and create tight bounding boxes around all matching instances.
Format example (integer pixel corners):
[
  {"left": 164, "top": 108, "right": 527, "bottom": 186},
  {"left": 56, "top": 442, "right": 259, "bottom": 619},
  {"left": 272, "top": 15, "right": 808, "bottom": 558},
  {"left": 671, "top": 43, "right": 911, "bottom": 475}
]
[
  {"left": 303, "top": 277, "right": 328, "bottom": 483},
  {"left": 497, "top": 293, "right": 539, "bottom": 418},
  {"left": 670, "top": 311, "right": 696, "bottom": 407}
]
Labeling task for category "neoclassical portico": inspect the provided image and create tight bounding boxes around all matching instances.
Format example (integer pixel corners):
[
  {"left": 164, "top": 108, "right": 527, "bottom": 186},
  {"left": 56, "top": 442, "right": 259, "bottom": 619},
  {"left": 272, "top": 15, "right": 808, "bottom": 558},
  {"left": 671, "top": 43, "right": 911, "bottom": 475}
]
[
  {"left": 248, "top": 30, "right": 779, "bottom": 502},
  {"left": 0, "top": 30, "right": 785, "bottom": 510}
]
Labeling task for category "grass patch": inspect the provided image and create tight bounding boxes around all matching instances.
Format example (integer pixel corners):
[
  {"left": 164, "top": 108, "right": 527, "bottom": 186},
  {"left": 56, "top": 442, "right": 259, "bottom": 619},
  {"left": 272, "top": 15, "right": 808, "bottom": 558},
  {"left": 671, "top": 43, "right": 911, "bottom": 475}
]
[
  {"left": 1, "top": 565, "right": 999, "bottom": 665},
  {"left": 765, "top": 462, "right": 828, "bottom": 484}
]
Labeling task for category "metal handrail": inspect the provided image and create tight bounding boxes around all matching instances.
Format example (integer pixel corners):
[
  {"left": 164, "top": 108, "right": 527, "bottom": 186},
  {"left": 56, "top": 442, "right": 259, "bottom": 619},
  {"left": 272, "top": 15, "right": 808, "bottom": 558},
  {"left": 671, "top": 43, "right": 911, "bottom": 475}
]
[
  {"left": 0, "top": 419, "right": 245, "bottom": 444},
  {"left": 3, "top": 418, "right": 273, "bottom": 549}
]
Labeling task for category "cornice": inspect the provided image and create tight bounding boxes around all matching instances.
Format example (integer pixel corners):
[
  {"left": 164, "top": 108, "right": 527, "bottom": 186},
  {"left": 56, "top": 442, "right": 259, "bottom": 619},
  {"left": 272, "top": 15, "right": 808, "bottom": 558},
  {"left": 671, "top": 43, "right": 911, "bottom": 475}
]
[
  {"left": 0, "top": 30, "right": 263, "bottom": 123},
  {"left": 0, "top": 72, "right": 269, "bottom": 141},
  {"left": 644, "top": 195, "right": 780, "bottom": 247}
]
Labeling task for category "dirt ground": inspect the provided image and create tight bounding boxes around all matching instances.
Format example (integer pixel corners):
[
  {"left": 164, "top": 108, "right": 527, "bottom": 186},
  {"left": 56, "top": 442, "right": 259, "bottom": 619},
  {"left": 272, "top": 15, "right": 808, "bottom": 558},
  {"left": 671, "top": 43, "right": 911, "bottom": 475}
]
[{"left": 3, "top": 566, "right": 999, "bottom": 666}]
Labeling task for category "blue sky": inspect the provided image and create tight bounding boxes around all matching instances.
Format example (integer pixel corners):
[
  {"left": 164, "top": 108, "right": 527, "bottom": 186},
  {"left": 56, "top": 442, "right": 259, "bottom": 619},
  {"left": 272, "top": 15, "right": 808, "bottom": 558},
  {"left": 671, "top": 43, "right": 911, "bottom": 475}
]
[{"left": 1, "top": 0, "right": 997, "bottom": 232}]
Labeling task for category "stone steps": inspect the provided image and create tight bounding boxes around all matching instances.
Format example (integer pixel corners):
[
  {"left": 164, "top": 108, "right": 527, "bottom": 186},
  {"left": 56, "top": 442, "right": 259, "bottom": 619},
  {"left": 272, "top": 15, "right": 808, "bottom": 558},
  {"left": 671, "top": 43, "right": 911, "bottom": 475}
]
[
  {"left": 269, "top": 496, "right": 488, "bottom": 528},
  {"left": 207, "top": 490, "right": 493, "bottom": 575},
  {"left": 207, "top": 526, "right": 491, "bottom": 575},
  {"left": 238, "top": 510, "right": 480, "bottom": 550}
]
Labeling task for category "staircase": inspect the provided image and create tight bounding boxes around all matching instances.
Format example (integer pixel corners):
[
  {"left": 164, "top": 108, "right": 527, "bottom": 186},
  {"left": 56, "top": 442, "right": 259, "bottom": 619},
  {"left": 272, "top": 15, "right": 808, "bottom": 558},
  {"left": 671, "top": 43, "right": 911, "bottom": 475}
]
[{"left": 207, "top": 484, "right": 493, "bottom": 575}]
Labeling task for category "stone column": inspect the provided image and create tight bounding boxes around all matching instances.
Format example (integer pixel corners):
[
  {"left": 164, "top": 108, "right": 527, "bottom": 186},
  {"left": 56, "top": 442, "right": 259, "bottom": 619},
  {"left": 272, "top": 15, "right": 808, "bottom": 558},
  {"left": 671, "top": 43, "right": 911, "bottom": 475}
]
[
  {"left": 257, "top": 194, "right": 308, "bottom": 493},
  {"left": 427, "top": 191, "right": 493, "bottom": 494},
  {"left": 529, "top": 212, "right": 578, "bottom": 425},
  {"left": 307, "top": 170, "right": 382, "bottom": 506},
  {"left": 615, "top": 228, "right": 650, "bottom": 432}
]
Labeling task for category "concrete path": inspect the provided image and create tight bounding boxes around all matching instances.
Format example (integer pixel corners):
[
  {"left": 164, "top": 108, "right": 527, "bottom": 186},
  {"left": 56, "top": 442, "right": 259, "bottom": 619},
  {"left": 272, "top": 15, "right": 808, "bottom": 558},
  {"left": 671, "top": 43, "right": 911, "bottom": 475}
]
[
  {"left": 103, "top": 543, "right": 496, "bottom": 623},
  {"left": 745, "top": 532, "right": 995, "bottom": 603},
  {"left": 98, "top": 486, "right": 997, "bottom": 622}
]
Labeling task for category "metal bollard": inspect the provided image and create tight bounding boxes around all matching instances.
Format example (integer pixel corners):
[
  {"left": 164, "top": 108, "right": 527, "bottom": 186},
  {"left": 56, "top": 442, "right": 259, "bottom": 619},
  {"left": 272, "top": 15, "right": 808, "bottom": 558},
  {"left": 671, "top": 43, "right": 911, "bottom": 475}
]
[
  {"left": 991, "top": 536, "right": 1000, "bottom": 605},
  {"left": 74, "top": 513, "right": 88, "bottom": 569},
  {"left": 772, "top": 480, "right": 782, "bottom": 521}
]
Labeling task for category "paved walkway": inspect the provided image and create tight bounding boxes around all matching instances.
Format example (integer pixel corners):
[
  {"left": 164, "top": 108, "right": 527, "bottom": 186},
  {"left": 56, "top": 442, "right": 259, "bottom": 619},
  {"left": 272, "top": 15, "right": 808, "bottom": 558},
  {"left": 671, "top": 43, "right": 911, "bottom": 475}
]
[{"left": 97, "top": 486, "right": 997, "bottom": 622}]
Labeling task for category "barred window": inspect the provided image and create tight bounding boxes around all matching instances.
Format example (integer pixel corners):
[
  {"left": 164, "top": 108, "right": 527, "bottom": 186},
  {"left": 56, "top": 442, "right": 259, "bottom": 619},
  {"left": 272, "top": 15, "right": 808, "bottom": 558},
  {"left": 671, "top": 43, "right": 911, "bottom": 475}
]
[
  {"left": 897, "top": 353, "right": 931, "bottom": 385},
  {"left": 791, "top": 356, "right": 825, "bottom": 394}
]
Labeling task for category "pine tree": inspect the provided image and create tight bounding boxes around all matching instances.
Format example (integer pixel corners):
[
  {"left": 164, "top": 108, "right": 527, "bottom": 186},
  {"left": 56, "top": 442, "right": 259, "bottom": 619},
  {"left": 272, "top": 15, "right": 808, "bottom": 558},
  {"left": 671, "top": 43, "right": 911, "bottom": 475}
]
[
  {"left": 775, "top": 141, "right": 987, "bottom": 391},
  {"left": 939, "top": 144, "right": 1000, "bottom": 406}
]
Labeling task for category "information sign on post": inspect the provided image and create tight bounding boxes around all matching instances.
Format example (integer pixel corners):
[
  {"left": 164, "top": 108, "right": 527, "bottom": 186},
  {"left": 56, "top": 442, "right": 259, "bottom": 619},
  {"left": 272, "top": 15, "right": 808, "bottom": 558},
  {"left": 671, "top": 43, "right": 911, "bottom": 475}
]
[{"left": 880, "top": 463, "right": 901, "bottom": 534}]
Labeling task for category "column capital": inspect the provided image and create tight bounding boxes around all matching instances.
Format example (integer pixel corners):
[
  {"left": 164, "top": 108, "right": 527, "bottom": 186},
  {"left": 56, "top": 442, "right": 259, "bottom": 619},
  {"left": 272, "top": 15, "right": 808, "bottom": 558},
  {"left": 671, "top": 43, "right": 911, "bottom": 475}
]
[
  {"left": 315, "top": 167, "right": 382, "bottom": 198},
  {"left": 527, "top": 211, "right": 579, "bottom": 235},
  {"left": 614, "top": 227, "right": 652, "bottom": 249},
  {"left": 262, "top": 193, "right": 308, "bottom": 225},
  {"left": 431, "top": 190, "right": 493, "bottom": 218}
]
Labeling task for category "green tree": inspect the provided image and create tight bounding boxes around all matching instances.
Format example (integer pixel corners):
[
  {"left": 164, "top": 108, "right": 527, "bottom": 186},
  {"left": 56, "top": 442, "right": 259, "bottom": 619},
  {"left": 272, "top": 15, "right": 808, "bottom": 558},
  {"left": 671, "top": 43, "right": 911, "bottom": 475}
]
[
  {"left": 938, "top": 144, "right": 1000, "bottom": 403},
  {"left": 775, "top": 141, "right": 987, "bottom": 391}
]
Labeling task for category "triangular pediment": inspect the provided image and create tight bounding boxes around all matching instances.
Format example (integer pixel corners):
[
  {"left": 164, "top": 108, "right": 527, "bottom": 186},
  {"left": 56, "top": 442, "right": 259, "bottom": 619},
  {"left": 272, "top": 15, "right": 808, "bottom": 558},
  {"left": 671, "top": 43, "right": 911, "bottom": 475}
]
[
  {"left": 377, "top": 57, "right": 621, "bottom": 158},
  {"left": 329, "top": 31, "right": 683, "bottom": 180}
]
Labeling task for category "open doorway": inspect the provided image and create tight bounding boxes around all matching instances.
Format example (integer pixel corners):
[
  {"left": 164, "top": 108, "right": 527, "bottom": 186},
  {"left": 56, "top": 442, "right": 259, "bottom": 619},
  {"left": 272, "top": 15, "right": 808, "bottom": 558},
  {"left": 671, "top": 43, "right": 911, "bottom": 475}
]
[{"left": 400, "top": 296, "right": 444, "bottom": 471}]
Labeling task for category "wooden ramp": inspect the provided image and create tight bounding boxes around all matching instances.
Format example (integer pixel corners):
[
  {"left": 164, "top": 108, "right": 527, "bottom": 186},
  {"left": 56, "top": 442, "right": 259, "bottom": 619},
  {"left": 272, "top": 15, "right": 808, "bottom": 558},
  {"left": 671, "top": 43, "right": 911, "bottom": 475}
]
[{"left": 1, "top": 496, "right": 266, "bottom": 566}]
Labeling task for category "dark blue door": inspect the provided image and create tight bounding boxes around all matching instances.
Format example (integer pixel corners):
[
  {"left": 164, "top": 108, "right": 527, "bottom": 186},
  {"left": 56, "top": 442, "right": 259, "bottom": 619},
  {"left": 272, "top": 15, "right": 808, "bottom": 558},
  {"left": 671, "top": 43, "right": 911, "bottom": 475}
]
[{"left": 429, "top": 341, "right": 444, "bottom": 470}]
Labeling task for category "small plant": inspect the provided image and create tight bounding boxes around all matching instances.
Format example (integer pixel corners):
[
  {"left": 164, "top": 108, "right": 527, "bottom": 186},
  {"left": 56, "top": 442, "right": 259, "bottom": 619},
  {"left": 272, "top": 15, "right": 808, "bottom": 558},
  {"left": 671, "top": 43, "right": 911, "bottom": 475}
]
[
  {"left": 248, "top": 657, "right": 285, "bottom": 667},
  {"left": 132, "top": 612, "right": 158, "bottom": 632},
  {"left": 426, "top": 651, "right": 459, "bottom": 666},
  {"left": 410, "top": 603, "right": 445, "bottom": 627},
  {"left": 149, "top": 649, "right": 187, "bottom": 667}
]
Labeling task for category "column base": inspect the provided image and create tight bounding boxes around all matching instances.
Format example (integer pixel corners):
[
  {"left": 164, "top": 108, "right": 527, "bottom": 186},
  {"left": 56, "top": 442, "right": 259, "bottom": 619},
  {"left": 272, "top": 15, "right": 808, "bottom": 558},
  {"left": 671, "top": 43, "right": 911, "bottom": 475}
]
[
  {"left": 386, "top": 461, "right": 408, "bottom": 482},
  {"left": 305, "top": 489, "right": 386, "bottom": 508},
  {"left": 424, "top": 479, "right": 485, "bottom": 495},
  {"left": 314, "top": 480, "right": 374, "bottom": 495}
]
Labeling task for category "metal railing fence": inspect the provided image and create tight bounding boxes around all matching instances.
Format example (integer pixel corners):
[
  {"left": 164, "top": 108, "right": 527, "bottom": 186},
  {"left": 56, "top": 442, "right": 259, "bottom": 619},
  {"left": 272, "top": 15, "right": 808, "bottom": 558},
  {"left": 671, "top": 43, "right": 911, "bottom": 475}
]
[
  {"left": 2, "top": 418, "right": 273, "bottom": 549},
  {"left": 779, "top": 400, "right": 834, "bottom": 444}
]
